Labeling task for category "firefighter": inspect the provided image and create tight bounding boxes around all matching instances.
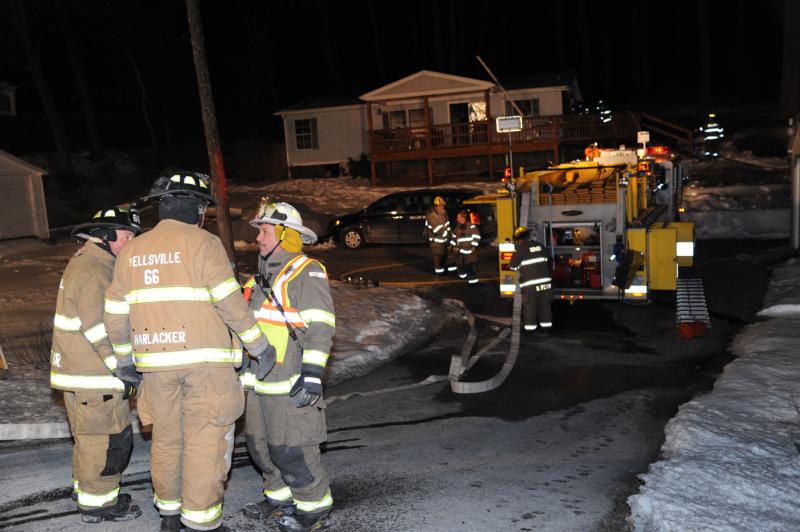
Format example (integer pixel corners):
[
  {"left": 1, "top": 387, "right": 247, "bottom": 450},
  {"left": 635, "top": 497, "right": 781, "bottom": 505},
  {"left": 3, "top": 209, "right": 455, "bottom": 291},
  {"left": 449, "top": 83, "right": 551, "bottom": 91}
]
[
  {"left": 424, "top": 196, "right": 451, "bottom": 274},
  {"left": 449, "top": 210, "right": 481, "bottom": 284},
  {"left": 240, "top": 200, "right": 335, "bottom": 532},
  {"left": 51, "top": 206, "right": 143, "bottom": 523},
  {"left": 104, "top": 172, "right": 275, "bottom": 532},
  {"left": 510, "top": 226, "right": 553, "bottom": 332}
]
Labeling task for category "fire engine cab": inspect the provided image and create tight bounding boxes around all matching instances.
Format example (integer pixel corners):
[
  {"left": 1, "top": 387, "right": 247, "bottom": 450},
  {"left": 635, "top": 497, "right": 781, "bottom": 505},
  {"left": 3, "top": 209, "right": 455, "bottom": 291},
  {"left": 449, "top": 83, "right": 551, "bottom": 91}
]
[{"left": 467, "top": 140, "right": 695, "bottom": 301}]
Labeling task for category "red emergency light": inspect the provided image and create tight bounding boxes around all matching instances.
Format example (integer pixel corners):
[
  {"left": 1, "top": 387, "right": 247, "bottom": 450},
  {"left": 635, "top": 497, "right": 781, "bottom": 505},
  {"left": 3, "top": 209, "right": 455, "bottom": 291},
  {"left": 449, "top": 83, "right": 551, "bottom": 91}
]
[
  {"left": 500, "top": 252, "right": 514, "bottom": 261},
  {"left": 503, "top": 167, "right": 511, "bottom": 180},
  {"left": 646, "top": 146, "right": 670, "bottom": 156}
]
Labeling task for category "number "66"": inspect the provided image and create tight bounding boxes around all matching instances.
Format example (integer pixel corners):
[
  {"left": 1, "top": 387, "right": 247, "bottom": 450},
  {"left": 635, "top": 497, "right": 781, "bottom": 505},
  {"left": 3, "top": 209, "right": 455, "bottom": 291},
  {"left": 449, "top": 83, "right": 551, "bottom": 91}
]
[{"left": 144, "top": 268, "right": 160, "bottom": 285}]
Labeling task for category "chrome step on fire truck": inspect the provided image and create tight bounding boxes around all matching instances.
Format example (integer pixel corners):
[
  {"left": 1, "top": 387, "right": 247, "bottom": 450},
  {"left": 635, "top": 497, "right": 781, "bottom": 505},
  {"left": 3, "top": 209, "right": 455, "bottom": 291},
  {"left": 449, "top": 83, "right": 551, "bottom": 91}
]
[{"left": 466, "top": 135, "right": 696, "bottom": 302}]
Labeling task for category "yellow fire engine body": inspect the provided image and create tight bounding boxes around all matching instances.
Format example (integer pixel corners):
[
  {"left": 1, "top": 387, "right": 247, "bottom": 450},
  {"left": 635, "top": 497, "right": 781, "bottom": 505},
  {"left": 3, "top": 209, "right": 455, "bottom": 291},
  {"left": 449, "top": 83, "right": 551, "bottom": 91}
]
[{"left": 467, "top": 146, "right": 695, "bottom": 300}]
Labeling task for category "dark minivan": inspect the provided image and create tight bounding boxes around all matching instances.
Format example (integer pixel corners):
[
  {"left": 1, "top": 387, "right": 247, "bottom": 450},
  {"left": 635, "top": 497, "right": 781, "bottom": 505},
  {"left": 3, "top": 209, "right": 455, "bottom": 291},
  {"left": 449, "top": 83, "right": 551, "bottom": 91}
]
[{"left": 332, "top": 188, "right": 495, "bottom": 249}]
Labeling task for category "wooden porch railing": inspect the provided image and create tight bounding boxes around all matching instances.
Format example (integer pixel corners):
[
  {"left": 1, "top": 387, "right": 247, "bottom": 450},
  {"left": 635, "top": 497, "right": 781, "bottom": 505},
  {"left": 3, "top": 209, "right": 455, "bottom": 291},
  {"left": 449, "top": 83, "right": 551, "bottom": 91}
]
[{"left": 368, "top": 113, "right": 641, "bottom": 155}]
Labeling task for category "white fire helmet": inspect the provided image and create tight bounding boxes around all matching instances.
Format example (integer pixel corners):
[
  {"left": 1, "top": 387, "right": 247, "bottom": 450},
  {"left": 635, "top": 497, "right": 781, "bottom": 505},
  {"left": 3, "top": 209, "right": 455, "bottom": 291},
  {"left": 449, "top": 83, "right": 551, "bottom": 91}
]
[{"left": 250, "top": 199, "right": 317, "bottom": 244}]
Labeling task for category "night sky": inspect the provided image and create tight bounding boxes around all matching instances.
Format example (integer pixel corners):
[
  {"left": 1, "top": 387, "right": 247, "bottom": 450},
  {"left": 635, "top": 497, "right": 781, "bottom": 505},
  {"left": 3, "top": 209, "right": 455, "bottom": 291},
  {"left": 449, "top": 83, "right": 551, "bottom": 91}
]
[{"left": 0, "top": 0, "right": 787, "bottom": 153}]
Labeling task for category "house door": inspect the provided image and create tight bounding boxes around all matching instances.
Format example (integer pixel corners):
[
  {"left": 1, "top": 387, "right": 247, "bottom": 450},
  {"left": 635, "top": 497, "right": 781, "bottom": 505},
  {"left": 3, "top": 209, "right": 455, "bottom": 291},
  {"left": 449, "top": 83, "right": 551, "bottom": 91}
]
[{"left": 449, "top": 103, "right": 469, "bottom": 145}]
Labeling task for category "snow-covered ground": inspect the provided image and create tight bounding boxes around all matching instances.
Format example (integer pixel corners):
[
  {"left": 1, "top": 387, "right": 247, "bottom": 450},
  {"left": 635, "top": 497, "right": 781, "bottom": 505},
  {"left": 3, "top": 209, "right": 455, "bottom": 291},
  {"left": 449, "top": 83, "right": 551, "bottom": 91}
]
[
  {"left": 682, "top": 151, "right": 791, "bottom": 240},
  {"left": 628, "top": 257, "right": 800, "bottom": 531}
]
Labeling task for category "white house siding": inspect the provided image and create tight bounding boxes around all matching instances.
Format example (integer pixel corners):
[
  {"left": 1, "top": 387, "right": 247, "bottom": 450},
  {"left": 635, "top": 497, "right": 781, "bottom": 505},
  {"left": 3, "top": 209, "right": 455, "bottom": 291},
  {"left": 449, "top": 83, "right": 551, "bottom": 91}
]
[
  {"left": 281, "top": 105, "right": 367, "bottom": 168},
  {"left": 491, "top": 87, "right": 566, "bottom": 118},
  {"left": 0, "top": 150, "right": 48, "bottom": 240},
  {"left": 367, "top": 88, "right": 566, "bottom": 129}
]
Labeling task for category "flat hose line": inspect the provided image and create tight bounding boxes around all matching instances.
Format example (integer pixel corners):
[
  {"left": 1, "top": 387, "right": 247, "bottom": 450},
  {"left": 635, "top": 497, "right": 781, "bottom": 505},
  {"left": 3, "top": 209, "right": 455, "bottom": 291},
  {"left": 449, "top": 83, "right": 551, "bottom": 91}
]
[
  {"left": 326, "top": 293, "right": 521, "bottom": 404},
  {"left": 328, "top": 190, "right": 530, "bottom": 401}
]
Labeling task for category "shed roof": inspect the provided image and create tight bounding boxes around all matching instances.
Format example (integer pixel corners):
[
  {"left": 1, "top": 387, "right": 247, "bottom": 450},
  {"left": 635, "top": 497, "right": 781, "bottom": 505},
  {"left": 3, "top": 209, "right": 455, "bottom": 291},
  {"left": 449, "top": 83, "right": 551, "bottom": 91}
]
[{"left": 0, "top": 149, "right": 46, "bottom": 176}]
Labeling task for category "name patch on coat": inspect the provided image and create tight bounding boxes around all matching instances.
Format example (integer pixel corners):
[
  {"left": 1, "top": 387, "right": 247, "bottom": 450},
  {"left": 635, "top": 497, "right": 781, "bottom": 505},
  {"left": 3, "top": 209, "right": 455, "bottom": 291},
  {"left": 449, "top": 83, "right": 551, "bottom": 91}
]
[
  {"left": 134, "top": 330, "right": 187, "bottom": 346},
  {"left": 129, "top": 252, "right": 182, "bottom": 268}
]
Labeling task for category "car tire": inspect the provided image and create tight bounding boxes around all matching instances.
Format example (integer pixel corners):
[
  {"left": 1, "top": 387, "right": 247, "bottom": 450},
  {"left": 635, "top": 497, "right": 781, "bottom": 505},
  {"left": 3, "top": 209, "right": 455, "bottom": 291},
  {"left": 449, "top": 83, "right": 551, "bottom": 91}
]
[{"left": 341, "top": 227, "right": 364, "bottom": 249}]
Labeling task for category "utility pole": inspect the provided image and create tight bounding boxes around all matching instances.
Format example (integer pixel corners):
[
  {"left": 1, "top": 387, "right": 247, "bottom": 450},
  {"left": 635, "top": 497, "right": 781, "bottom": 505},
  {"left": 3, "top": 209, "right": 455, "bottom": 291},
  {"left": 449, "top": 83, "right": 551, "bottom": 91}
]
[{"left": 185, "top": 0, "right": 235, "bottom": 263}]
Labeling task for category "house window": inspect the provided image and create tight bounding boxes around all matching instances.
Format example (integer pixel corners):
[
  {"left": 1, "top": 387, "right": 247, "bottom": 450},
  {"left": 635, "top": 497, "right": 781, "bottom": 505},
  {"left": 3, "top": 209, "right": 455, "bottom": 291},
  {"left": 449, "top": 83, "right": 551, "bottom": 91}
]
[
  {"left": 294, "top": 118, "right": 318, "bottom": 150},
  {"left": 505, "top": 98, "right": 540, "bottom": 117}
]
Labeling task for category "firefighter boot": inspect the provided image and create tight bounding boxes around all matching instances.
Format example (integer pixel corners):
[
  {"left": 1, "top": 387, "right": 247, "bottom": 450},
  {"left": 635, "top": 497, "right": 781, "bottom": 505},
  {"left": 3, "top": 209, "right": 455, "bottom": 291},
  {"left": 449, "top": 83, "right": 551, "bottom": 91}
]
[
  {"left": 243, "top": 497, "right": 295, "bottom": 520},
  {"left": 278, "top": 512, "right": 330, "bottom": 532},
  {"left": 80, "top": 494, "right": 142, "bottom": 523},
  {"left": 160, "top": 515, "right": 184, "bottom": 531}
]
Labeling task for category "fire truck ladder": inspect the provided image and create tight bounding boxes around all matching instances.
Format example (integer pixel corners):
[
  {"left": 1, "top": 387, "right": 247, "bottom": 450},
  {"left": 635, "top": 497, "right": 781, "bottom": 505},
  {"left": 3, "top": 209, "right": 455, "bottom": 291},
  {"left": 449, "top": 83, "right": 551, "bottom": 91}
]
[{"left": 676, "top": 278, "right": 710, "bottom": 327}]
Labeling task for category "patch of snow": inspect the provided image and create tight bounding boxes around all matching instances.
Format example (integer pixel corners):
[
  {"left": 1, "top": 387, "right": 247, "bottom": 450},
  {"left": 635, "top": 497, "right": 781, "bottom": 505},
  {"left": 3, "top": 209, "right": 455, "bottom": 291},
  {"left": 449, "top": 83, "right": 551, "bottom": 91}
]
[{"left": 628, "top": 258, "right": 800, "bottom": 531}]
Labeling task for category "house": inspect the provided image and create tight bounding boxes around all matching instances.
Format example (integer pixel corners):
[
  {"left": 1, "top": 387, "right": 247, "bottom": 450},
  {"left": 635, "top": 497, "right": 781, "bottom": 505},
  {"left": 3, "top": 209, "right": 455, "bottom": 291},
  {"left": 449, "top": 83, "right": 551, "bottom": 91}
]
[
  {"left": 276, "top": 70, "right": 642, "bottom": 185},
  {"left": 274, "top": 96, "right": 367, "bottom": 179},
  {"left": 0, "top": 149, "right": 49, "bottom": 240}
]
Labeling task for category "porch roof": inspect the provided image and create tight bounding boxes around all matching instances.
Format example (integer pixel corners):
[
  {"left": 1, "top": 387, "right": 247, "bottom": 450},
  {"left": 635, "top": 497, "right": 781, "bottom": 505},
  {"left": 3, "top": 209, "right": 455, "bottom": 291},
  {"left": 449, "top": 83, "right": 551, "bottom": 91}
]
[{"left": 360, "top": 70, "right": 493, "bottom": 102}]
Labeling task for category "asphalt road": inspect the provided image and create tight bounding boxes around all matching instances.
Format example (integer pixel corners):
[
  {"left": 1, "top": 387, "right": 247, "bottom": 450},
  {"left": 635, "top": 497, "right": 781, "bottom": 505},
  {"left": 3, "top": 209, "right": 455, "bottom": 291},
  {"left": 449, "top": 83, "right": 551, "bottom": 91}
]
[{"left": 0, "top": 239, "right": 777, "bottom": 531}]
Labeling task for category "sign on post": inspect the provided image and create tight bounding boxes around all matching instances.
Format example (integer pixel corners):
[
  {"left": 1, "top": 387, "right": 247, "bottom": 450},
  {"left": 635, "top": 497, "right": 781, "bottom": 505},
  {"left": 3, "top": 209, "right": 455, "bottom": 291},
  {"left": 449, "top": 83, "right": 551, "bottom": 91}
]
[{"left": 496, "top": 115, "right": 523, "bottom": 133}]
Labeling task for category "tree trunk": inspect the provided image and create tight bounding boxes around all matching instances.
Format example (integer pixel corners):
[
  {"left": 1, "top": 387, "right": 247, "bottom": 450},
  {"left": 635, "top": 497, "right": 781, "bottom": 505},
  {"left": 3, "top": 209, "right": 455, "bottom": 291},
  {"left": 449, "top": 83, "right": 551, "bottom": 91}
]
[
  {"left": 185, "top": 0, "right": 236, "bottom": 264},
  {"left": 780, "top": 0, "right": 800, "bottom": 116},
  {"left": 120, "top": 42, "right": 158, "bottom": 151},
  {"left": 367, "top": 1, "right": 387, "bottom": 83},
  {"left": 318, "top": 0, "right": 341, "bottom": 91},
  {"left": 56, "top": 0, "right": 103, "bottom": 160},
  {"left": 448, "top": 0, "right": 458, "bottom": 73},
  {"left": 432, "top": 2, "right": 447, "bottom": 71},
  {"left": 7, "top": 1, "right": 76, "bottom": 184},
  {"left": 698, "top": 0, "right": 711, "bottom": 104}
]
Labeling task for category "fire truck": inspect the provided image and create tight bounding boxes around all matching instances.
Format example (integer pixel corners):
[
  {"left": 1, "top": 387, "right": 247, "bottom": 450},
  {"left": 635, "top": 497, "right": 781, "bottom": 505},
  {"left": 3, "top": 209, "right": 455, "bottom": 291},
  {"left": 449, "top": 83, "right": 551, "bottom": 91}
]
[{"left": 466, "top": 141, "right": 695, "bottom": 301}]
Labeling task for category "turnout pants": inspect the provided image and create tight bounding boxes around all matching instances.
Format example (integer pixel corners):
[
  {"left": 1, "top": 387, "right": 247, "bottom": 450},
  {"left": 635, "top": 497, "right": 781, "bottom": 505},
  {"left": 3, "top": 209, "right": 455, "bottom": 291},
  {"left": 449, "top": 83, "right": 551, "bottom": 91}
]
[
  {"left": 522, "top": 285, "right": 553, "bottom": 330},
  {"left": 137, "top": 366, "right": 244, "bottom": 530},
  {"left": 245, "top": 391, "right": 332, "bottom": 521},
  {"left": 430, "top": 244, "right": 447, "bottom": 274},
  {"left": 64, "top": 390, "right": 132, "bottom": 511}
]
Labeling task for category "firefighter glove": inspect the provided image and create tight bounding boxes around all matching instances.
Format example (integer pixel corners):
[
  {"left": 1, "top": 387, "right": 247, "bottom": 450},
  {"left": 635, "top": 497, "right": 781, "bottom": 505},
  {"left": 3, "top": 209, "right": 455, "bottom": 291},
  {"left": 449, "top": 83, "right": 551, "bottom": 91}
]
[
  {"left": 251, "top": 343, "right": 277, "bottom": 380},
  {"left": 114, "top": 364, "right": 142, "bottom": 400},
  {"left": 289, "top": 374, "right": 321, "bottom": 407}
]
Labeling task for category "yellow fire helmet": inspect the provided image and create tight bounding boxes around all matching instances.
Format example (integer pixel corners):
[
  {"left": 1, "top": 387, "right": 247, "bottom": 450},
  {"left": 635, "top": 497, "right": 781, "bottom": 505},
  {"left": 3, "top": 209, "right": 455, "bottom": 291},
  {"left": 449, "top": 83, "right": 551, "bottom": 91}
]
[
  {"left": 250, "top": 198, "right": 318, "bottom": 245},
  {"left": 513, "top": 226, "right": 531, "bottom": 241},
  {"left": 433, "top": 196, "right": 446, "bottom": 206}
]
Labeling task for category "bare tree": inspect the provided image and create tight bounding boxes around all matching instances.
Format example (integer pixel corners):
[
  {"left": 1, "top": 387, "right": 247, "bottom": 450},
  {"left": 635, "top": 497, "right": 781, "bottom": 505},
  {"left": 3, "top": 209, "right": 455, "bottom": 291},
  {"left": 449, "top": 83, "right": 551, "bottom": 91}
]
[
  {"left": 781, "top": 0, "right": 800, "bottom": 116},
  {"left": 367, "top": 1, "right": 387, "bottom": 83},
  {"left": 185, "top": 0, "right": 235, "bottom": 263},
  {"left": 6, "top": 0, "right": 76, "bottom": 184},
  {"left": 119, "top": 42, "right": 158, "bottom": 151},
  {"left": 55, "top": 0, "right": 103, "bottom": 159}
]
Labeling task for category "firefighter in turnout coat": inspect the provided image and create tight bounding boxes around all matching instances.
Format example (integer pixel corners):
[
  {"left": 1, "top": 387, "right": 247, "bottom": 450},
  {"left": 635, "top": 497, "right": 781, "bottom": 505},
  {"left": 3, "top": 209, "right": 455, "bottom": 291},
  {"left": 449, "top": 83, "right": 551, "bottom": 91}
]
[
  {"left": 51, "top": 206, "right": 143, "bottom": 523},
  {"left": 449, "top": 210, "right": 481, "bottom": 284},
  {"left": 509, "top": 226, "right": 553, "bottom": 331},
  {"left": 104, "top": 173, "right": 274, "bottom": 532},
  {"left": 424, "top": 196, "right": 452, "bottom": 274},
  {"left": 241, "top": 200, "right": 335, "bottom": 532}
]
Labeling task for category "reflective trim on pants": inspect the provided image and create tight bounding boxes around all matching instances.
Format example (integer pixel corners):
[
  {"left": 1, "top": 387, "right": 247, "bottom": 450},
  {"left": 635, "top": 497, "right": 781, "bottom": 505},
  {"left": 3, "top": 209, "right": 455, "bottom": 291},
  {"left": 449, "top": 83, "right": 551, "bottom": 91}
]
[
  {"left": 76, "top": 486, "right": 119, "bottom": 509},
  {"left": 154, "top": 494, "right": 182, "bottom": 512},
  {"left": 294, "top": 489, "right": 333, "bottom": 514},
  {"left": 265, "top": 486, "right": 293, "bottom": 502},
  {"left": 181, "top": 502, "right": 222, "bottom": 525}
]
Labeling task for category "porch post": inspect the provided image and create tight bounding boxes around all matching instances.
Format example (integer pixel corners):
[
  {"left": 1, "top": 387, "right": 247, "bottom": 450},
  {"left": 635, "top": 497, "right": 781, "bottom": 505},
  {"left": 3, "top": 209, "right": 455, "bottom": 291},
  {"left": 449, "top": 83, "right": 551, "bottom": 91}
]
[
  {"left": 424, "top": 96, "right": 433, "bottom": 186},
  {"left": 485, "top": 89, "right": 493, "bottom": 179},
  {"left": 367, "top": 102, "right": 377, "bottom": 186}
]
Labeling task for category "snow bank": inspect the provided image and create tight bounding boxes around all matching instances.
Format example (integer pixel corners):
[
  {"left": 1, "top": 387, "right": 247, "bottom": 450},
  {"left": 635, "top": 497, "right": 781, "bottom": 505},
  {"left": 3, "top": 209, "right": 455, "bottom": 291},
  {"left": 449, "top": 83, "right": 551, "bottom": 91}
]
[
  {"left": 629, "top": 260, "right": 800, "bottom": 531},
  {"left": 326, "top": 285, "right": 442, "bottom": 385}
]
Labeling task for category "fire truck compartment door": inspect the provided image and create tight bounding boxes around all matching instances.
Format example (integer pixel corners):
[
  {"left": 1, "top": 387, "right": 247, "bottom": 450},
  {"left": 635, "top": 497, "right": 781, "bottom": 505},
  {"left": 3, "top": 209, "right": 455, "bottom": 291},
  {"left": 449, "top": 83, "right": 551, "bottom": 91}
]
[
  {"left": 648, "top": 227, "right": 678, "bottom": 291},
  {"left": 667, "top": 221, "right": 695, "bottom": 267}
]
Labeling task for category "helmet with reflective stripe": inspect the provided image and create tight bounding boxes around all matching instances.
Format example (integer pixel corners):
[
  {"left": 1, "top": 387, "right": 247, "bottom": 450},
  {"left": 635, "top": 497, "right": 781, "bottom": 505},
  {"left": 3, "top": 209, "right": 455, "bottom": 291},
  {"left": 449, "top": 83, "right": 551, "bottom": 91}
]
[
  {"left": 250, "top": 199, "right": 317, "bottom": 244},
  {"left": 71, "top": 206, "right": 143, "bottom": 240},
  {"left": 141, "top": 171, "right": 215, "bottom": 205},
  {"left": 433, "top": 196, "right": 446, "bottom": 206},
  {"left": 513, "top": 226, "right": 531, "bottom": 241}
]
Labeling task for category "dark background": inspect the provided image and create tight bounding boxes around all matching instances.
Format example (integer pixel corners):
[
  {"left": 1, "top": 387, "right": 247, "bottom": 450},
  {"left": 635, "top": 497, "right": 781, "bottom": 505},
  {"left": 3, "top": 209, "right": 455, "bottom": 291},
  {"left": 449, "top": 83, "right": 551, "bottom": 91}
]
[{"left": 0, "top": 0, "right": 790, "bottom": 154}]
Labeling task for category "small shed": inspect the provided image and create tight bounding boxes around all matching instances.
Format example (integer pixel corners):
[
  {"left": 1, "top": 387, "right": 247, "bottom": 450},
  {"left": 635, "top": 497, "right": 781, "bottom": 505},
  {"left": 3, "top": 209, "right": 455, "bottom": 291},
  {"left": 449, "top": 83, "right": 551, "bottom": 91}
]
[{"left": 0, "top": 150, "right": 49, "bottom": 240}]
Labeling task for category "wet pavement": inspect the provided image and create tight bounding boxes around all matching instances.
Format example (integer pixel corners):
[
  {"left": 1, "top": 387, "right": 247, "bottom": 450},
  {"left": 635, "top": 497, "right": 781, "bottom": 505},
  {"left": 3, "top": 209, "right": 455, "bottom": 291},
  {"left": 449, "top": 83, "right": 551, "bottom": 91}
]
[{"left": 0, "top": 239, "right": 780, "bottom": 531}]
